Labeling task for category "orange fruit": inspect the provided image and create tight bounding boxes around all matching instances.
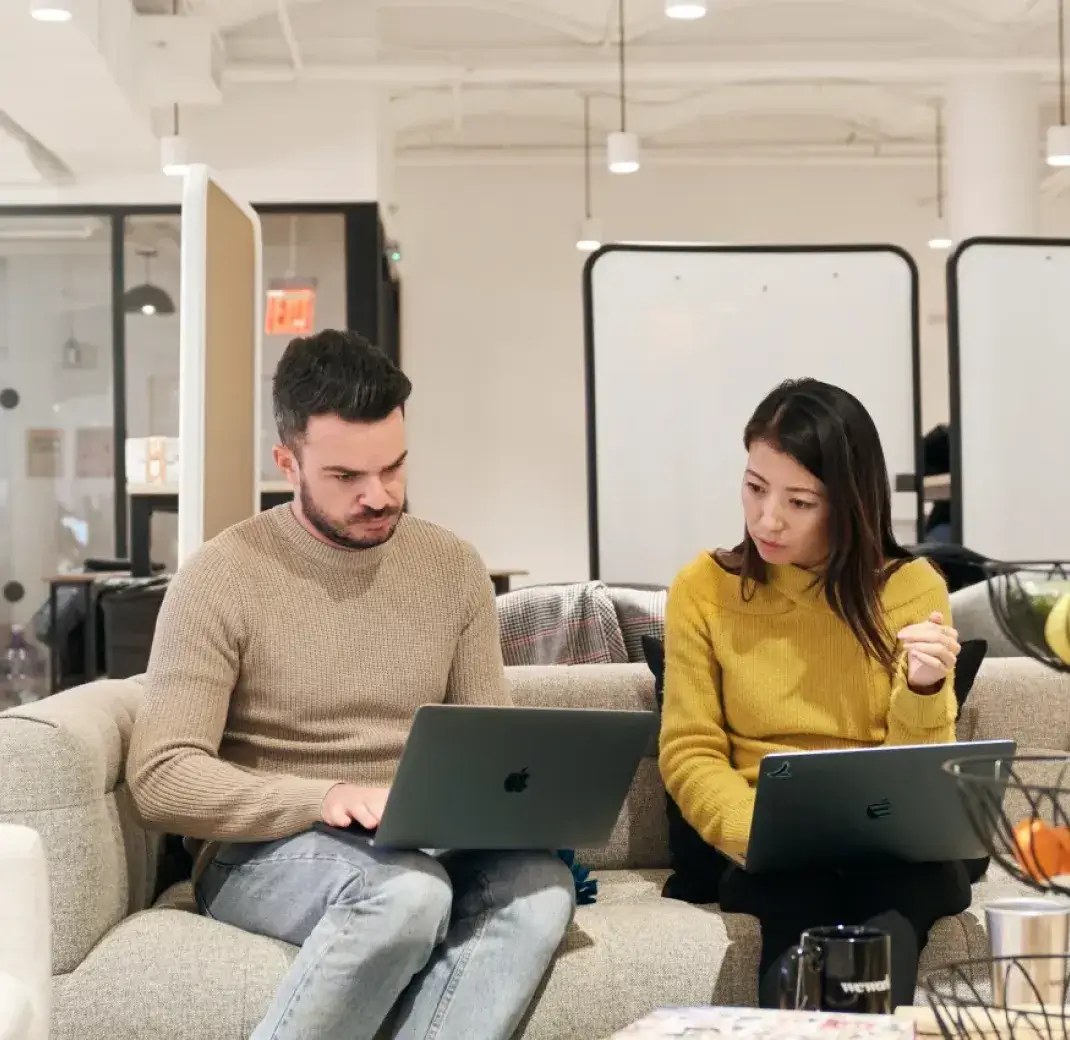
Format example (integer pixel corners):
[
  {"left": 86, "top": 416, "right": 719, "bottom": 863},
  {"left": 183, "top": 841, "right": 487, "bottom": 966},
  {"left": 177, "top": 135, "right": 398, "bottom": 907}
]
[{"left": 1012, "top": 819, "right": 1070, "bottom": 881}]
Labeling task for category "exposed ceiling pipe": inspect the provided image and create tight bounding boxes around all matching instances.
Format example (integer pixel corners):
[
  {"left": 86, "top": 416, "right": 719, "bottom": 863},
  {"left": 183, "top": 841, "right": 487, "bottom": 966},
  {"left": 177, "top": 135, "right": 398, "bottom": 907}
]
[
  {"left": 0, "top": 110, "right": 73, "bottom": 183},
  {"left": 224, "top": 55, "right": 1061, "bottom": 88},
  {"left": 276, "top": 0, "right": 303, "bottom": 72}
]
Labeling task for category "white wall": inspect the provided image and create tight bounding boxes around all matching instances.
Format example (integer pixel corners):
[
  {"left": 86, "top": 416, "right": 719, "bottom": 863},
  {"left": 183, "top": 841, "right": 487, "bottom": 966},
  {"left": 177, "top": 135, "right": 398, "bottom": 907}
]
[{"left": 396, "top": 161, "right": 1070, "bottom": 586}]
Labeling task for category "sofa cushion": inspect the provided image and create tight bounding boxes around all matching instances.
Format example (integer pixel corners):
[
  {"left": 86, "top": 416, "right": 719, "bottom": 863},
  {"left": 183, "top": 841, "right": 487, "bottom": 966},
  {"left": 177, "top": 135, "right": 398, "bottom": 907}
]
[
  {"left": 51, "top": 874, "right": 744, "bottom": 1040},
  {"left": 508, "top": 665, "right": 669, "bottom": 870},
  {"left": 498, "top": 582, "right": 628, "bottom": 666},
  {"left": 51, "top": 860, "right": 1039, "bottom": 1040}
]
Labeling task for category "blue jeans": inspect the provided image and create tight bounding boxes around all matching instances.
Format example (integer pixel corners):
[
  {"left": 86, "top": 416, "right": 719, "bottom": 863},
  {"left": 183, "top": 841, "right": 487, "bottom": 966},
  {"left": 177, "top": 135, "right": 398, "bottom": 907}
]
[{"left": 195, "top": 829, "right": 575, "bottom": 1040}]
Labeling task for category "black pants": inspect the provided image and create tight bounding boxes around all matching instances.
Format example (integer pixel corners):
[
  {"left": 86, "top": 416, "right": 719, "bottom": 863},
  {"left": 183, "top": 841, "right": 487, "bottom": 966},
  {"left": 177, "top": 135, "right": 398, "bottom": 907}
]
[{"left": 665, "top": 857, "right": 977, "bottom": 1009}]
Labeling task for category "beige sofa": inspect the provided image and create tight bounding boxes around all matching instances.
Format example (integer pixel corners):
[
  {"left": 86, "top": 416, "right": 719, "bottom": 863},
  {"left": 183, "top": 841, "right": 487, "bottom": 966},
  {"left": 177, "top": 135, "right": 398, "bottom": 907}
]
[{"left": 0, "top": 658, "right": 1066, "bottom": 1040}]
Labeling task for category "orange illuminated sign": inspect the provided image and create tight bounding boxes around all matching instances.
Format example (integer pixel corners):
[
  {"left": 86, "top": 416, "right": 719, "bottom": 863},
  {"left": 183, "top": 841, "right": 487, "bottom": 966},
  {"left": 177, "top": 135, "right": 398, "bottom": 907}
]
[{"left": 265, "top": 286, "right": 316, "bottom": 336}]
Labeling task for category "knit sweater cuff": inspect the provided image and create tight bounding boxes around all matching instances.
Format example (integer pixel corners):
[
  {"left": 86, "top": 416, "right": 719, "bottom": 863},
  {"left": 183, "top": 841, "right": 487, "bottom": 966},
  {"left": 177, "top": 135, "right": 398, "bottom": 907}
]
[
  {"left": 889, "top": 655, "right": 955, "bottom": 735},
  {"left": 710, "top": 787, "right": 757, "bottom": 857}
]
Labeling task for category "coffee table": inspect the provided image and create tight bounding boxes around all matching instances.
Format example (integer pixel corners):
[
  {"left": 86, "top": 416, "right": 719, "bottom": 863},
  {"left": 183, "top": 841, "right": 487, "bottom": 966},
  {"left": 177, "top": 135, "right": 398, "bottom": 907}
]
[{"left": 605, "top": 1006, "right": 911, "bottom": 1039}]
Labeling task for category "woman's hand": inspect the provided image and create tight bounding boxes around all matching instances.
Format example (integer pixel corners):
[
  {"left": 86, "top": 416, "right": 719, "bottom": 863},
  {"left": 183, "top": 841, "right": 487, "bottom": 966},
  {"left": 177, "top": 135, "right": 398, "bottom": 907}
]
[{"left": 897, "top": 611, "right": 961, "bottom": 693}]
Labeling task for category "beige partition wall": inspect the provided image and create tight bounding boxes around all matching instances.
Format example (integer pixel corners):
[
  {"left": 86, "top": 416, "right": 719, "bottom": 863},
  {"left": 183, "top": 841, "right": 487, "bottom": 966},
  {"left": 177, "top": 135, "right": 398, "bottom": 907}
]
[{"left": 178, "top": 166, "right": 262, "bottom": 564}]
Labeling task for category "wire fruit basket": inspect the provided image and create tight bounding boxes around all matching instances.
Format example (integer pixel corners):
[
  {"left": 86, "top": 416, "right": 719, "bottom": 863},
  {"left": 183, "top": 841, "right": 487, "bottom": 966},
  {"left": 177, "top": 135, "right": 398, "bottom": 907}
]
[
  {"left": 920, "top": 956, "right": 1070, "bottom": 1040},
  {"left": 920, "top": 754, "right": 1070, "bottom": 1038},
  {"left": 984, "top": 562, "right": 1070, "bottom": 673},
  {"left": 944, "top": 754, "right": 1070, "bottom": 896}
]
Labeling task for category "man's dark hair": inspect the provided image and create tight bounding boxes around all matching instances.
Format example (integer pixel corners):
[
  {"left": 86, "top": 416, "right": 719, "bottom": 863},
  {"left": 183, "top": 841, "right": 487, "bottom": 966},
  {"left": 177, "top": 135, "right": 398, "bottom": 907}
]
[{"left": 272, "top": 329, "right": 412, "bottom": 448}]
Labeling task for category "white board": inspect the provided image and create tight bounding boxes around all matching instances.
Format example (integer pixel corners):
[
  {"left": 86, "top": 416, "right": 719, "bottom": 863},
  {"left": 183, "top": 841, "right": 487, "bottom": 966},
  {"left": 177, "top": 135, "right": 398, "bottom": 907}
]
[
  {"left": 950, "top": 238, "right": 1070, "bottom": 561},
  {"left": 585, "top": 245, "right": 921, "bottom": 586}
]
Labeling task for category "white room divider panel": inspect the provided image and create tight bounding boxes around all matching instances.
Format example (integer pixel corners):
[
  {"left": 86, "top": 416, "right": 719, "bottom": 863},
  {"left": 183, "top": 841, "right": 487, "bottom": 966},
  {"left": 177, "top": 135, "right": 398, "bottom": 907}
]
[
  {"left": 179, "top": 165, "right": 263, "bottom": 565},
  {"left": 584, "top": 244, "right": 921, "bottom": 586},
  {"left": 948, "top": 237, "right": 1070, "bottom": 561}
]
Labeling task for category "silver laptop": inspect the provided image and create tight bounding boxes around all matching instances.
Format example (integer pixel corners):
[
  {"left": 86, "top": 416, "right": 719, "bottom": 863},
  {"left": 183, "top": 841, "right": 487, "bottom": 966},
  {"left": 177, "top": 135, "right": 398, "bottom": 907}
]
[
  {"left": 365, "top": 704, "right": 657, "bottom": 851},
  {"left": 733, "top": 739, "right": 1016, "bottom": 874}
]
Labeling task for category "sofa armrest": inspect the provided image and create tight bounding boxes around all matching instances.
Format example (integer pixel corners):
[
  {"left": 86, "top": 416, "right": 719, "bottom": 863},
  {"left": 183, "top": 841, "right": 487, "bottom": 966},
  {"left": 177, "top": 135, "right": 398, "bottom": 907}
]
[
  {"left": 0, "top": 678, "right": 161, "bottom": 974},
  {"left": 957, "top": 658, "right": 1070, "bottom": 751}
]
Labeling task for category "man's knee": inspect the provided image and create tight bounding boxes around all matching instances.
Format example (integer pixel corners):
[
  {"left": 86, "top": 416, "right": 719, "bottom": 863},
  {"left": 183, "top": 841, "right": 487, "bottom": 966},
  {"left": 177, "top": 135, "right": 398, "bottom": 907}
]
[
  {"left": 492, "top": 852, "right": 576, "bottom": 948},
  {"left": 371, "top": 859, "right": 454, "bottom": 946}
]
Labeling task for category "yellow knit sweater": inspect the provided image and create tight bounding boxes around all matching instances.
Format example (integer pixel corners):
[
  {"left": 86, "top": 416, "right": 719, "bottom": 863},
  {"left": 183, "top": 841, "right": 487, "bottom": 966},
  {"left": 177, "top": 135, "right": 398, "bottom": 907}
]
[{"left": 658, "top": 554, "right": 956, "bottom": 858}]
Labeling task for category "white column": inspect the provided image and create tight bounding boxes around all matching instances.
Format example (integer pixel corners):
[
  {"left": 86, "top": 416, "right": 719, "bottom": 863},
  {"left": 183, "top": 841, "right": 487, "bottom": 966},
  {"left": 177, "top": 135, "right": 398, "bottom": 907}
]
[{"left": 945, "top": 74, "right": 1041, "bottom": 242}]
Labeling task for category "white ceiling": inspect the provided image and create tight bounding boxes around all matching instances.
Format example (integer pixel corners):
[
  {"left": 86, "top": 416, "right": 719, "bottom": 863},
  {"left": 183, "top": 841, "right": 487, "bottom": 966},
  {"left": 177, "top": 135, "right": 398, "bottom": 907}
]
[
  {"left": 0, "top": 0, "right": 1066, "bottom": 186},
  {"left": 196, "top": 0, "right": 1064, "bottom": 162}
]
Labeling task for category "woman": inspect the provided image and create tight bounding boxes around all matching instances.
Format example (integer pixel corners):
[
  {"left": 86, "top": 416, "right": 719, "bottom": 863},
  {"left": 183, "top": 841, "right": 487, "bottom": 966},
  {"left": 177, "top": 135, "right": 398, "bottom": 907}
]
[{"left": 658, "top": 378, "right": 967, "bottom": 1010}]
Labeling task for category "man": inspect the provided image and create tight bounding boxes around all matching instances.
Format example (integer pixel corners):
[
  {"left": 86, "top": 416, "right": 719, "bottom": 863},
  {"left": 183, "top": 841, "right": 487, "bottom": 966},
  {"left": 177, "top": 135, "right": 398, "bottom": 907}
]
[{"left": 127, "top": 329, "right": 574, "bottom": 1040}]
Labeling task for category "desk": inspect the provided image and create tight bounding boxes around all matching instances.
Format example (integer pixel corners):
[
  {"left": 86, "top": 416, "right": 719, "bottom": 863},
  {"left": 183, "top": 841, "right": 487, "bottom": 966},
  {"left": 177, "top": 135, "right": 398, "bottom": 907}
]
[
  {"left": 894, "top": 473, "right": 951, "bottom": 502},
  {"left": 489, "top": 570, "right": 528, "bottom": 595},
  {"left": 46, "top": 571, "right": 129, "bottom": 692},
  {"left": 128, "top": 482, "right": 293, "bottom": 578}
]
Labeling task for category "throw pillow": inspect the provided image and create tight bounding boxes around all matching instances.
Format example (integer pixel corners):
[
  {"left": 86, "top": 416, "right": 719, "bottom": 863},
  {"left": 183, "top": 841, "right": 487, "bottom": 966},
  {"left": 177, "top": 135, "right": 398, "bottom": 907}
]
[
  {"left": 641, "top": 635, "right": 726, "bottom": 903},
  {"left": 954, "top": 639, "right": 987, "bottom": 720}
]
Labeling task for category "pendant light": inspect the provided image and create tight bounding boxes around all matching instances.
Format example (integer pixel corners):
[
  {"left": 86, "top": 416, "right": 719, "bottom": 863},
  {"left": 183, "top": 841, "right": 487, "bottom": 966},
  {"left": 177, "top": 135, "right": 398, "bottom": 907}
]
[
  {"left": 1050, "top": 0, "right": 1070, "bottom": 165},
  {"left": 577, "top": 97, "right": 603, "bottom": 251},
  {"left": 160, "top": 0, "right": 190, "bottom": 176},
  {"left": 928, "top": 103, "right": 952, "bottom": 250},
  {"left": 30, "top": 0, "right": 72, "bottom": 21},
  {"left": 665, "top": 0, "right": 708, "bottom": 18},
  {"left": 124, "top": 250, "right": 175, "bottom": 316},
  {"left": 608, "top": 0, "right": 639, "bottom": 174}
]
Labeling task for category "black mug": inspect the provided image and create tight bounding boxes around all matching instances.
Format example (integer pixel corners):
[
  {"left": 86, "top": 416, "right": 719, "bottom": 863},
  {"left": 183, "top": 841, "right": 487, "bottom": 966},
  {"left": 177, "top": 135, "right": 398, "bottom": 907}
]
[{"left": 778, "top": 925, "right": 892, "bottom": 1014}]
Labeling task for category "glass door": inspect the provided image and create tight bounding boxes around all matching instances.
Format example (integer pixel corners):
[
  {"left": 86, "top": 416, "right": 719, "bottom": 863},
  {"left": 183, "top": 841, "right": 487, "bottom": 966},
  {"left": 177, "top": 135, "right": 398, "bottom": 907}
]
[{"left": 0, "top": 214, "right": 115, "bottom": 679}]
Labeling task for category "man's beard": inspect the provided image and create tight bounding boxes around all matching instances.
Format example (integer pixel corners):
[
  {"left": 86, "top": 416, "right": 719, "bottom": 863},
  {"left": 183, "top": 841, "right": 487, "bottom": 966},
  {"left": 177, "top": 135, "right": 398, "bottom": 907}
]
[{"left": 299, "top": 478, "right": 403, "bottom": 550}]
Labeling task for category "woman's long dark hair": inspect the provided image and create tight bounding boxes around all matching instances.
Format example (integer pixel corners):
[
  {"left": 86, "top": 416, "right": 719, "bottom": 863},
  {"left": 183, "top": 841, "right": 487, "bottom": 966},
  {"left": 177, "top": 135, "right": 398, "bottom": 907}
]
[{"left": 721, "top": 378, "right": 912, "bottom": 670}]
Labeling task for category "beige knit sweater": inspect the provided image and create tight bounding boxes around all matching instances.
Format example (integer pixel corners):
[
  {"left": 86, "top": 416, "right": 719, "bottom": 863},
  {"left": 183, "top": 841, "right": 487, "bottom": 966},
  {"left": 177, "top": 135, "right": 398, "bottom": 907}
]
[{"left": 126, "top": 505, "right": 510, "bottom": 843}]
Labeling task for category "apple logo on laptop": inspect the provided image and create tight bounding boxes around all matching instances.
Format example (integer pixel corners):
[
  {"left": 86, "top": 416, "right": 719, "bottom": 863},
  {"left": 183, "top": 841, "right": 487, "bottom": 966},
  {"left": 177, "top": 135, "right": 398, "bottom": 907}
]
[{"left": 504, "top": 768, "right": 530, "bottom": 793}]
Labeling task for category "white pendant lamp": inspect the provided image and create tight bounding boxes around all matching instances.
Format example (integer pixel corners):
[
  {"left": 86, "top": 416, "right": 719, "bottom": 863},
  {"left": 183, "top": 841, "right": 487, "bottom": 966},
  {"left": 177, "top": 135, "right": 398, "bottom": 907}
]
[
  {"left": 576, "top": 217, "right": 603, "bottom": 252},
  {"left": 577, "top": 97, "right": 604, "bottom": 251},
  {"left": 608, "top": 0, "right": 639, "bottom": 174},
  {"left": 665, "top": 0, "right": 708, "bottom": 18},
  {"left": 607, "top": 131, "right": 639, "bottom": 174},
  {"left": 160, "top": 132, "right": 189, "bottom": 177},
  {"left": 30, "top": 0, "right": 72, "bottom": 21},
  {"left": 928, "top": 103, "right": 952, "bottom": 251},
  {"left": 1048, "top": 0, "right": 1070, "bottom": 165},
  {"left": 1048, "top": 125, "right": 1070, "bottom": 167}
]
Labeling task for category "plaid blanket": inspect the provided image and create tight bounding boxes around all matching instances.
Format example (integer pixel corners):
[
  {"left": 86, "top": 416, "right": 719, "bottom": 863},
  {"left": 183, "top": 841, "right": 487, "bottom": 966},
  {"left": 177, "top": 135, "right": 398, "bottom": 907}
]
[
  {"left": 497, "top": 581, "right": 628, "bottom": 666},
  {"left": 607, "top": 586, "right": 667, "bottom": 664}
]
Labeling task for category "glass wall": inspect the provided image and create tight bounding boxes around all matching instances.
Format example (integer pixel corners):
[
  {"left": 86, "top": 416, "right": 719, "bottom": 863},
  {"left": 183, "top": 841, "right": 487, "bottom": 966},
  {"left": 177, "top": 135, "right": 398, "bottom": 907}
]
[
  {"left": 259, "top": 212, "right": 346, "bottom": 479},
  {"left": 0, "top": 202, "right": 384, "bottom": 604},
  {"left": 0, "top": 215, "right": 115, "bottom": 647},
  {"left": 123, "top": 214, "right": 182, "bottom": 572}
]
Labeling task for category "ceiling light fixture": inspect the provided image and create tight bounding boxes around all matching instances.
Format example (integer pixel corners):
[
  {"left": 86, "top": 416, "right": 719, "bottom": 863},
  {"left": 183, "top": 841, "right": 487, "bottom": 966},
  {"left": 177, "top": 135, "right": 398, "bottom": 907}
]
[
  {"left": 929, "top": 102, "right": 952, "bottom": 250},
  {"left": 124, "top": 250, "right": 175, "bottom": 316},
  {"left": 160, "top": 130, "right": 189, "bottom": 177},
  {"left": 608, "top": 0, "right": 639, "bottom": 174},
  {"left": 30, "top": 0, "right": 73, "bottom": 21},
  {"left": 1048, "top": 0, "right": 1070, "bottom": 165},
  {"left": 665, "top": 0, "right": 708, "bottom": 18},
  {"left": 577, "top": 96, "right": 603, "bottom": 252},
  {"left": 160, "top": 3, "right": 191, "bottom": 176}
]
